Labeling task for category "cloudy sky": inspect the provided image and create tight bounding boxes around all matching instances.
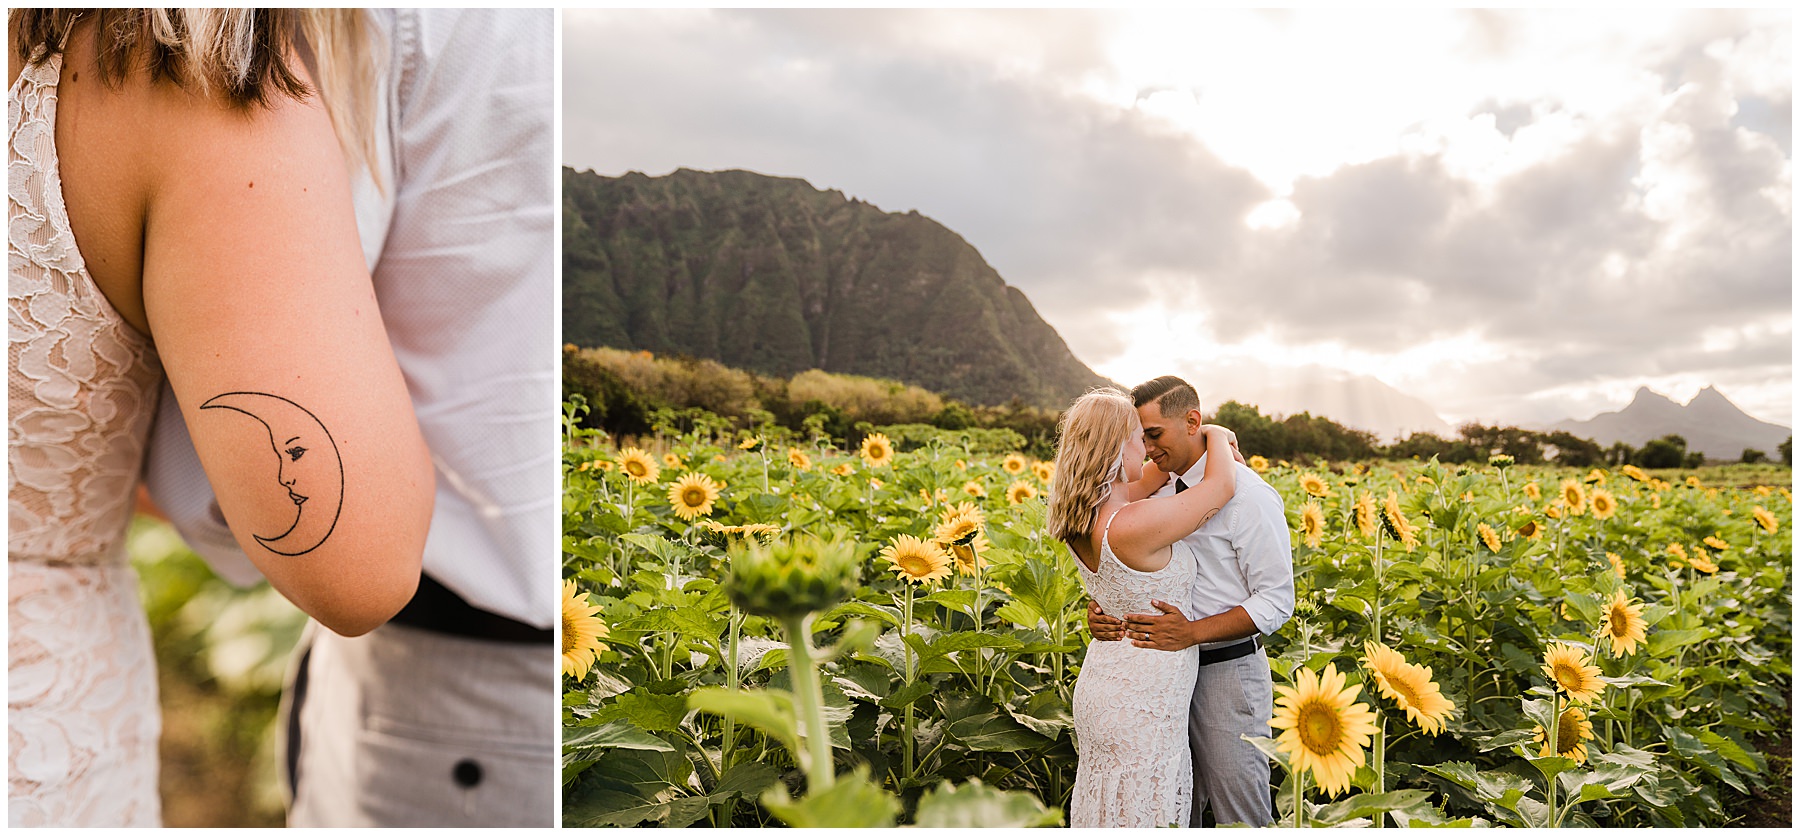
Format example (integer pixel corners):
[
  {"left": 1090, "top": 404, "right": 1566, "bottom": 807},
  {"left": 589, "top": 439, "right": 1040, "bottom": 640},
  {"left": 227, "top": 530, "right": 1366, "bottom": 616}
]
[{"left": 564, "top": 8, "right": 1792, "bottom": 429}]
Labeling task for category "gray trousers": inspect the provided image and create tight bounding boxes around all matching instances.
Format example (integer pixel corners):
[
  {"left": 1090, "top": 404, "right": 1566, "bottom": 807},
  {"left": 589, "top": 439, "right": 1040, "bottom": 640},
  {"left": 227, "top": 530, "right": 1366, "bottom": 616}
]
[
  {"left": 278, "top": 621, "right": 555, "bottom": 827},
  {"left": 1188, "top": 646, "right": 1275, "bottom": 826}
]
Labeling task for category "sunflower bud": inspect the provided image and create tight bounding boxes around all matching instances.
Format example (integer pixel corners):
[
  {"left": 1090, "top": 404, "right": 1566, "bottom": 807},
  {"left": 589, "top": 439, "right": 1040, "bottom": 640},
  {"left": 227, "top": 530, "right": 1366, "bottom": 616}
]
[
  {"left": 1488, "top": 454, "right": 1514, "bottom": 469},
  {"left": 725, "top": 534, "right": 860, "bottom": 620}
]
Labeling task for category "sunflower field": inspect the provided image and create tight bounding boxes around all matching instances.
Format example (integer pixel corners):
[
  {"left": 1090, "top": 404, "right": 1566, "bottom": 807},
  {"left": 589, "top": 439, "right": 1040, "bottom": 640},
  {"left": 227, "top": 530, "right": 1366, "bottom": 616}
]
[{"left": 561, "top": 399, "right": 1792, "bottom": 828}]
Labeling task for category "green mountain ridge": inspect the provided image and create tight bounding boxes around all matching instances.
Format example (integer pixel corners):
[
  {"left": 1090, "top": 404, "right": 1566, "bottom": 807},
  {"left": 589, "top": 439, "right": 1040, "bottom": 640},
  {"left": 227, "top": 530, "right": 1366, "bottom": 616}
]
[{"left": 563, "top": 166, "right": 1114, "bottom": 410}]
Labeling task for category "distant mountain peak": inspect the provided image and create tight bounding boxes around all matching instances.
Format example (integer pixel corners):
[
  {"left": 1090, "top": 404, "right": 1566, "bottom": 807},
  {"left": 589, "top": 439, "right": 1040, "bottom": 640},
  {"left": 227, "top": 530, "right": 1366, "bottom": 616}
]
[{"left": 1555, "top": 384, "right": 1789, "bottom": 460}]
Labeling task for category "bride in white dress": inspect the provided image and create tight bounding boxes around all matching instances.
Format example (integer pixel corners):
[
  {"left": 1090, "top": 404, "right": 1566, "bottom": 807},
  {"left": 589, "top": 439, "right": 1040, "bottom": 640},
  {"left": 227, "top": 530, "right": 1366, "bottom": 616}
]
[
  {"left": 8, "top": 10, "right": 432, "bottom": 826},
  {"left": 1046, "top": 388, "right": 1237, "bottom": 828}
]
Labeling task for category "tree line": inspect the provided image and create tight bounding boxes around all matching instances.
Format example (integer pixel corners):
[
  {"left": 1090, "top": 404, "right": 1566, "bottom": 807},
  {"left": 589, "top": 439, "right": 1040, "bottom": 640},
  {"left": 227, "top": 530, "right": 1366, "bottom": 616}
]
[{"left": 565, "top": 345, "right": 1791, "bottom": 467}]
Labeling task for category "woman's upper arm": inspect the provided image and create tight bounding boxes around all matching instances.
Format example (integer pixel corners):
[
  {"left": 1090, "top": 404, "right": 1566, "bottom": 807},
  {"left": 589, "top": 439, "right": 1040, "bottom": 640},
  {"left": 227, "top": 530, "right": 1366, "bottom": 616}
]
[
  {"left": 1114, "top": 451, "right": 1237, "bottom": 555},
  {"left": 140, "top": 85, "right": 432, "bottom": 637}
]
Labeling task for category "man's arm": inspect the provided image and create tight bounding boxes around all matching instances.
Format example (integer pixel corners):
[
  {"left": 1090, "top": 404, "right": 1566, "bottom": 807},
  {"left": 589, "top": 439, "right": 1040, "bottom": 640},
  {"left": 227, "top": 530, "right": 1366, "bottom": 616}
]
[{"left": 1123, "top": 485, "right": 1295, "bottom": 651}]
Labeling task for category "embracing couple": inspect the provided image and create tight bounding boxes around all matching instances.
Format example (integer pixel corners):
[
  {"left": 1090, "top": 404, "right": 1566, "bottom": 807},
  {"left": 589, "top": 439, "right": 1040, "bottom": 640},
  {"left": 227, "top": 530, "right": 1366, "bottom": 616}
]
[{"left": 1047, "top": 376, "right": 1294, "bottom": 828}]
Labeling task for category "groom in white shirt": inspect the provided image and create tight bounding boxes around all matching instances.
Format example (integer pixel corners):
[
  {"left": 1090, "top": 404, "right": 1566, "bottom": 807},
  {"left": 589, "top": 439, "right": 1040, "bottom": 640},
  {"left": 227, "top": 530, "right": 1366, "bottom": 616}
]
[
  {"left": 1087, "top": 375, "right": 1294, "bottom": 826},
  {"left": 143, "top": 9, "right": 555, "bottom": 827}
]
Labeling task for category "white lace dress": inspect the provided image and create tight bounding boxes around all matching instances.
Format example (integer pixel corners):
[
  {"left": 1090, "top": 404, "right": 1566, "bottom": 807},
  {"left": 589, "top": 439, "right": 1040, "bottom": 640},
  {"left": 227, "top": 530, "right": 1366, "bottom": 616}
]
[
  {"left": 1069, "top": 509, "right": 1200, "bottom": 828},
  {"left": 9, "top": 53, "right": 166, "bottom": 827}
]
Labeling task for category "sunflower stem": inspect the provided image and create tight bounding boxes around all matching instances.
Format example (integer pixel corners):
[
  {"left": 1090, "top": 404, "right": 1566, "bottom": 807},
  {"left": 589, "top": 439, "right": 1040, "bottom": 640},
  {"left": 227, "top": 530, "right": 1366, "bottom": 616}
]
[
  {"left": 1294, "top": 763, "right": 1305, "bottom": 828},
  {"left": 781, "top": 613, "right": 835, "bottom": 792},
  {"left": 902, "top": 582, "right": 916, "bottom": 783},
  {"left": 1372, "top": 528, "right": 1385, "bottom": 645},
  {"left": 1547, "top": 690, "right": 1560, "bottom": 828},
  {"left": 1374, "top": 716, "right": 1387, "bottom": 828},
  {"left": 725, "top": 606, "right": 742, "bottom": 768}
]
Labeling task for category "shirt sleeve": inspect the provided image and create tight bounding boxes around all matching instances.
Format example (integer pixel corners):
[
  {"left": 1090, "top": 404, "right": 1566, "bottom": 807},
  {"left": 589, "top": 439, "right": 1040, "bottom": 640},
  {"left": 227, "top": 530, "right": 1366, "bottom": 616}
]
[{"left": 1231, "top": 485, "right": 1296, "bottom": 635}]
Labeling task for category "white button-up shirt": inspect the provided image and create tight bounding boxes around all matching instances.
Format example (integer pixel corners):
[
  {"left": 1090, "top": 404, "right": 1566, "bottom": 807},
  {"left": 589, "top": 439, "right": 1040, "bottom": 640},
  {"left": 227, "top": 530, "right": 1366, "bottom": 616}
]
[
  {"left": 143, "top": 9, "right": 555, "bottom": 628},
  {"left": 1153, "top": 454, "right": 1295, "bottom": 647}
]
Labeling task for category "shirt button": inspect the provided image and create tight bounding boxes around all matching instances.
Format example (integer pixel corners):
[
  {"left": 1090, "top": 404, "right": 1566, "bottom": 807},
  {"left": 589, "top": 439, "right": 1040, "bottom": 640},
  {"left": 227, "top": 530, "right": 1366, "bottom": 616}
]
[{"left": 453, "top": 758, "right": 483, "bottom": 788}]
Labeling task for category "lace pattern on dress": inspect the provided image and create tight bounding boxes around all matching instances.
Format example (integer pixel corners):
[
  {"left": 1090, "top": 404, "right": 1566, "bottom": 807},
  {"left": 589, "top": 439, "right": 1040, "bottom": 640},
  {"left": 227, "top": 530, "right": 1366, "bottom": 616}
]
[
  {"left": 8, "top": 52, "right": 163, "bottom": 566},
  {"left": 8, "top": 52, "right": 164, "bottom": 827},
  {"left": 1068, "top": 509, "right": 1200, "bottom": 827}
]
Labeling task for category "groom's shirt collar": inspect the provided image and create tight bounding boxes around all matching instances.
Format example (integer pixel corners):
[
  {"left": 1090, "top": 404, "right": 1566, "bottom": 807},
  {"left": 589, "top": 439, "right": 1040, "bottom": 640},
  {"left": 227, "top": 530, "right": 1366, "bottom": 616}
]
[{"left": 1173, "top": 453, "right": 1208, "bottom": 489}]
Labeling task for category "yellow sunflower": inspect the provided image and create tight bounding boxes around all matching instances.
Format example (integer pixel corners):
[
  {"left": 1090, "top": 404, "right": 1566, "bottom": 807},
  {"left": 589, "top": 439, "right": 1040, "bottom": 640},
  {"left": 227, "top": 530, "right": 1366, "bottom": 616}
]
[
  {"left": 935, "top": 502, "right": 986, "bottom": 547},
  {"left": 1299, "top": 473, "right": 1332, "bottom": 498},
  {"left": 619, "top": 448, "right": 660, "bottom": 484},
  {"left": 1620, "top": 464, "right": 1649, "bottom": 482},
  {"left": 1354, "top": 491, "right": 1378, "bottom": 538},
  {"left": 1602, "top": 589, "right": 1647, "bottom": 657},
  {"left": 1300, "top": 502, "right": 1325, "bottom": 548},
  {"left": 1546, "top": 504, "right": 1564, "bottom": 520},
  {"left": 880, "top": 535, "right": 952, "bottom": 584},
  {"left": 962, "top": 480, "right": 987, "bottom": 498},
  {"left": 667, "top": 472, "right": 722, "bottom": 520},
  {"left": 1533, "top": 706, "right": 1595, "bottom": 764},
  {"left": 1687, "top": 552, "right": 1719, "bottom": 574},
  {"left": 1702, "top": 535, "right": 1729, "bottom": 552},
  {"left": 1665, "top": 542, "right": 1687, "bottom": 561},
  {"left": 1542, "top": 643, "right": 1605, "bottom": 705},
  {"left": 1559, "top": 479, "right": 1586, "bottom": 515},
  {"left": 1269, "top": 664, "right": 1379, "bottom": 797},
  {"left": 860, "top": 433, "right": 895, "bottom": 467},
  {"left": 1362, "top": 641, "right": 1455, "bottom": 735},
  {"left": 740, "top": 523, "right": 782, "bottom": 541},
  {"left": 831, "top": 462, "right": 855, "bottom": 476},
  {"left": 1586, "top": 468, "right": 1607, "bottom": 485},
  {"left": 1753, "top": 506, "right": 1779, "bottom": 534},
  {"left": 788, "top": 448, "right": 813, "bottom": 471},
  {"left": 1031, "top": 461, "right": 1055, "bottom": 483},
  {"left": 954, "top": 459, "right": 968, "bottom": 471},
  {"left": 1650, "top": 493, "right": 1662, "bottom": 510},
  {"left": 1006, "top": 479, "right": 1038, "bottom": 505},
  {"left": 663, "top": 452, "right": 684, "bottom": 469},
  {"left": 1590, "top": 489, "right": 1616, "bottom": 520},
  {"left": 1754, "top": 485, "right": 1773, "bottom": 496},
  {"left": 1381, "top": 491, "right": 1419, "bottom": 550},
  {"left": 1002, "top": 453, "right": 1028, "bottom": 475},
  {"left": 561, "top": 579, "right": 606, "bottom": 680},
  {"left": 1607, "top": 552, "right": 1625, "bottom": 579},
  {"left": 868, "top": 477, "right": 884, "bottom": 489},
  {"left": 1685, "top": 476, "right": 1702, "bottom": 488},
  {"left": 1524, "top": 481, "right": 1542, "bottom": 500},
  {"left": 1477, "top": 523, "right": 1501, "bottom": 553},
  {"left": 947, "top": 540, "right": 988, "bottom": 575},
  {"left": 1517, "top": 518, "right": 1543, "bottom": 541},
  {"left": 739, "top": 436, "right": 761, "bottom": 451},
  {"left": 1248, "top": 455, "right": 1270, "bottom": 473}
]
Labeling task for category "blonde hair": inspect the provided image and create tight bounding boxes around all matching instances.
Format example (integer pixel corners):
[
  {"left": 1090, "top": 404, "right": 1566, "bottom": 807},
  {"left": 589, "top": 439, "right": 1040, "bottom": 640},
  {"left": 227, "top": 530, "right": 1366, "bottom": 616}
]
[
  {"left": 1046, "top": 388, "right": 1139, "bottom": 546},
  {"left": 12, "top": 9, "right": 380, "bottom": 182}
]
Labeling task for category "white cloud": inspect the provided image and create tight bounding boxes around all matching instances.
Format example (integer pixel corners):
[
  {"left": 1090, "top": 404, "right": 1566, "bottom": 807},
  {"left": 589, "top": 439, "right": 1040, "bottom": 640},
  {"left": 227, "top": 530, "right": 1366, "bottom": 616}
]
[{"left": 564, "top": 8, "right": 1792, "bottom": 429}]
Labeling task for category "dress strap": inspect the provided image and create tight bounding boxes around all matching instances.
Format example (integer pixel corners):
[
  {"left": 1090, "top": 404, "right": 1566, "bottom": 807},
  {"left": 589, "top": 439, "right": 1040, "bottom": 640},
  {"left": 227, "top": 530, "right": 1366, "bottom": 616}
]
[{"left": 1099, "top": 506, "right": 1124, "bottom": 554}]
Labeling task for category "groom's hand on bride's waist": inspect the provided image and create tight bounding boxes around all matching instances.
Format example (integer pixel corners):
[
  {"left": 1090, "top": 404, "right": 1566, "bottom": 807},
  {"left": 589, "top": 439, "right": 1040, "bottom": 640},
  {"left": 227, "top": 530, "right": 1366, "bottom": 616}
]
[
  {"left": 1086, "top": 599, "right": 1126, "bottom": 641},
  {"left": 1123, "top": 600, "right": 1199, "bottom": 651}
]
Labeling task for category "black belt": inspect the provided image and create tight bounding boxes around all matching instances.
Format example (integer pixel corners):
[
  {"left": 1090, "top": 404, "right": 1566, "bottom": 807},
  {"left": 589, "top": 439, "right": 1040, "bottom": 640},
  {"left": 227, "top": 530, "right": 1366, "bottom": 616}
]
[
  {"left": 390, "top": 573, "right": 551, "bottom": 644},
  {"left": 1196, "top": 635, "right": 1260, "bottom": 667}
]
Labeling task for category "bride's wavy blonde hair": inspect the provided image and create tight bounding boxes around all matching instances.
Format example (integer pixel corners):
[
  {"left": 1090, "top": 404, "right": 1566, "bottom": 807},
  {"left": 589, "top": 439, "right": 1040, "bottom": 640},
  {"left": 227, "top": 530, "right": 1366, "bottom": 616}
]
[
  {"left": 1046, "top": 388, "right": 1139, "bottom": 547},
  {"left": 12, "top": 9, "right": 380, "bottom": 181}
]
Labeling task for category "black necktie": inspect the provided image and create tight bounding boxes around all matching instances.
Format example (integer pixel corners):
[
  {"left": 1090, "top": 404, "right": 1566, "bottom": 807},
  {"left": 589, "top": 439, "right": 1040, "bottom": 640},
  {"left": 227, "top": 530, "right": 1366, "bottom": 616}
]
[{"left": 1175, "top": 477, "right": 1188, "bottom": 494}]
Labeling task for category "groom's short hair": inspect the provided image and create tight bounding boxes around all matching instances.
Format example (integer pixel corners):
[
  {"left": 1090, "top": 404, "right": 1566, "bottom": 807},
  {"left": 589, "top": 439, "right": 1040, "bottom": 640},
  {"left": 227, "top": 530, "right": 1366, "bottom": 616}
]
[{"left": 1132, "top": 375, "right": 1201, "bottom": 419}]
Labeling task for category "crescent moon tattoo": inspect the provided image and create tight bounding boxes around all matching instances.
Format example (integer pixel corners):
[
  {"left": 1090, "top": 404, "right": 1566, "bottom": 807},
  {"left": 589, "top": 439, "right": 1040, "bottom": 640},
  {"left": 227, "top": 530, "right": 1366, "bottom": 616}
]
[{"left": 201, "top": 392, "right": 344, "bottom": 556}]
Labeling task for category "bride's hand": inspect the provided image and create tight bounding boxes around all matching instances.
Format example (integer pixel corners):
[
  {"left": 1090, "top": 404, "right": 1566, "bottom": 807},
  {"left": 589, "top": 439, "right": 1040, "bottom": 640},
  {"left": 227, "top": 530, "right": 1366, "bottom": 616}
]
[{"left": 1203, "top": 424, "right": 1245, "bottom": 465}]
